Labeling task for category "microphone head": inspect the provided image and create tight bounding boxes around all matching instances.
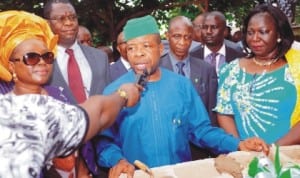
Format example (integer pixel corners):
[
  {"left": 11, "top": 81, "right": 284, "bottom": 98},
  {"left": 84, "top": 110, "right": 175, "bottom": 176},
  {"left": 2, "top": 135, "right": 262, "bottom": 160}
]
[{"left": 135, "top": 68, "right": 149, "bottom": 87}]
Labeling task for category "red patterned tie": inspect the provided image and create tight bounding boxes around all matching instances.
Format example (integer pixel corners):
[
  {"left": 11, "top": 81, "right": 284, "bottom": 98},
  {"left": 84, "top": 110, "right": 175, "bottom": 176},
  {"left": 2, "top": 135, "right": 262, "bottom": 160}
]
[{"left": 66, "top": 49, "right": 86, "bottom": 103}]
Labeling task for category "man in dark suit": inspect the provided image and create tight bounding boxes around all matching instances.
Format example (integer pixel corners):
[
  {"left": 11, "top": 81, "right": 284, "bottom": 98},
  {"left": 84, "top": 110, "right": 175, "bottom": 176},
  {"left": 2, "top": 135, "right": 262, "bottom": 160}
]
[
  {"left": 190, "top": 11, "right": 245, "bottom": 74},
  {"left": 43, "top": 0, "right": 110, "bottom": 177},
  {"left": 110, "top": 31, "right": 131, "bottom": 81},
  {"left": 160, "top": 16, "right": 218, "bottom": 160}
]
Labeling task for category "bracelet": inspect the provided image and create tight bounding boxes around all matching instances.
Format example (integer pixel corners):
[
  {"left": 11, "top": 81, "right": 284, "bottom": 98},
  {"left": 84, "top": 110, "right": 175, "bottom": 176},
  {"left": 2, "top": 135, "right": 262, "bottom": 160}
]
[{"left": 117, "top": 88, "right": 128, "bottom": 104}]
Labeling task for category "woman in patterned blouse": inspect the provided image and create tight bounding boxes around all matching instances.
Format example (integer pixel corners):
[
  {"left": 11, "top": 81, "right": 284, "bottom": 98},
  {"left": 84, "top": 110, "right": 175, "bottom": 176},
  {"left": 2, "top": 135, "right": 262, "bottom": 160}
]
[{"left": 214, "top": 4, "right": 300, "bottom": 145}]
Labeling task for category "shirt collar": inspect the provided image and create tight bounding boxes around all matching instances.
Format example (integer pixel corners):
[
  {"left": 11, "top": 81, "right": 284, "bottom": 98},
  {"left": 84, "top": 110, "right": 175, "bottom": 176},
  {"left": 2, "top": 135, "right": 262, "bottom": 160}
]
[
  {"left": 204, "top": 43, "right": 226, "bottom": 58},
  {"left": 120, "top": 57, "right": 131, "bottom": 70},
  {"left": 58, "top": 41, "right": 80, "bottom": 52},
  {"left": 168, "top": 52, "right": 190, "bottom": 66}
]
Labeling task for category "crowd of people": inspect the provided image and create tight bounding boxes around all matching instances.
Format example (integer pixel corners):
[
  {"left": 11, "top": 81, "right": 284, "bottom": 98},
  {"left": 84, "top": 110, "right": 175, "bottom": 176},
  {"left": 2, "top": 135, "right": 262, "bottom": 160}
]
[{"left": 0, "top": 0, "right": 299, "bottom": 178}]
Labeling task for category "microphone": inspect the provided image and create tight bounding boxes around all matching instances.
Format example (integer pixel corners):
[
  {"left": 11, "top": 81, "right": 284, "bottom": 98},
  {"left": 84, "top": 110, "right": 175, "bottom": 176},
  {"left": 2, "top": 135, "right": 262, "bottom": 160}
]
[{"left": 135, "top": 69, "right": 149, "bottom": 87}]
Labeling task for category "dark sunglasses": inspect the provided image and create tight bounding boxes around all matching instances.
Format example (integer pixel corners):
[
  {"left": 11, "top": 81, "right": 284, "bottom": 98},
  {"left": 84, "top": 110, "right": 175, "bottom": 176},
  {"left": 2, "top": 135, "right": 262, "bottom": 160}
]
[{"left": 10, "top": 52, "right": 55, "bottom": 66}]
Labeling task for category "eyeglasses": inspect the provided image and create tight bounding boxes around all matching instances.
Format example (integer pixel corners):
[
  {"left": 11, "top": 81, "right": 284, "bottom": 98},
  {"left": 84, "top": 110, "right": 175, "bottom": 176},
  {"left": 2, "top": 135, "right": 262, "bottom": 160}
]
[
  {"left": 10, "top": 52, "right": 55, "bottom": 66},
  {"left": 49, "top": 14, "right": 78, "bottom": 23}
]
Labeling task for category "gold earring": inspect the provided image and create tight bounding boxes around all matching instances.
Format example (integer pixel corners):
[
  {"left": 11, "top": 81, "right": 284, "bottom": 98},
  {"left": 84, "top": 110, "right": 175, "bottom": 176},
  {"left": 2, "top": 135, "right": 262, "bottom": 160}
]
[
  {"left": 277, "top": 38, "right": 282, "bottom": 43},
  {"left": 12, "top": 73, "right": 18, "bottom": 82}
]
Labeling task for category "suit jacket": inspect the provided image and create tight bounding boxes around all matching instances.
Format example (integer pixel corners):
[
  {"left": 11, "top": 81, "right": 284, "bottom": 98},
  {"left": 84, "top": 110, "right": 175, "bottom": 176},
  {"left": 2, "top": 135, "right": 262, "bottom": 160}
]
[
  {"left": 160, "top": 54, "right": 218, "bottom": 126},
  {"left": 47, "top": 43, "right": 111, "bottom": 175},
  {"left": 189, "top": 39, "right": 245, "bottom": 63},
  {"left": 48, "top": 43, "right": 111, "bottom": 104},
  {"left": 160, "top": 53, "right": 218, "bottom": 160},
  {"left": 109, "top": 58, "right": 128, "bottom": 82}
]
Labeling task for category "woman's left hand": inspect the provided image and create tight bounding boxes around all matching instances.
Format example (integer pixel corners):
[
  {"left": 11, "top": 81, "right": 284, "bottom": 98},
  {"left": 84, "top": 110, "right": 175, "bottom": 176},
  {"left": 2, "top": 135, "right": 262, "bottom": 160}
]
[{"left": 238, "top": 137, "right": 270, "bottom": 155}]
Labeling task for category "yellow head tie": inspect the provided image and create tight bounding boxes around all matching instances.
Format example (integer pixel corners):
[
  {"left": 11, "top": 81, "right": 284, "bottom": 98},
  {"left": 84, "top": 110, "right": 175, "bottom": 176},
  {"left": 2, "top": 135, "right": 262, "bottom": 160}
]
[{"left": 0, "top": 10, "right": 58, "bottom": 81}]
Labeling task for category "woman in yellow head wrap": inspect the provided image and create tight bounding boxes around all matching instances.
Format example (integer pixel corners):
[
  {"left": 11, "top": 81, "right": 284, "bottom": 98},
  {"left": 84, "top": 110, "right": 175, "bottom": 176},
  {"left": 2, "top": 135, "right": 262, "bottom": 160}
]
[
  {"left": 0, "top": 10, "right": 79, "bottom": 178},
  {"left": 0, "top": 11, "right": 57, "bottom": 81},
  {"left": 0, "top": 10, "right": 57, "bottom": 93},
  {"left": 0, "top": 10, "right": 60, "bottom": 95}
]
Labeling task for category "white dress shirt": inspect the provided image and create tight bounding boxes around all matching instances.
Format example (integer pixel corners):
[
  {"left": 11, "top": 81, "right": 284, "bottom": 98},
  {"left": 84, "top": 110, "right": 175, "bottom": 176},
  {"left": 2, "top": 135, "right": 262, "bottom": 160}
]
[
  {"left": 56, "top": 42, "right": 92, "bottom": 96},
  {"left": 204, "top": 44, "right": 226, "bottom": 74},
  {"left": 120, "top": 57, "right": 131, "bottom": 71}
]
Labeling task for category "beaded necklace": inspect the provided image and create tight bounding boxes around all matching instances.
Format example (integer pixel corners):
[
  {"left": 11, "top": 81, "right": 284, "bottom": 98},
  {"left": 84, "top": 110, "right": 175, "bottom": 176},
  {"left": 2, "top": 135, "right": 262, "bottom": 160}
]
[{"left": 253, "top": 57, "right": 280, "bottom": 67}]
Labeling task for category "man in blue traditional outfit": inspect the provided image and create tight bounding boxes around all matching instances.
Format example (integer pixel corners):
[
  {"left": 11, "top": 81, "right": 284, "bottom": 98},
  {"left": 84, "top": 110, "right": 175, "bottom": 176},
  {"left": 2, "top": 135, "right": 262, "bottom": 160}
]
[{"left": 96, "top": 15, "right": 269, "bottom": 178}]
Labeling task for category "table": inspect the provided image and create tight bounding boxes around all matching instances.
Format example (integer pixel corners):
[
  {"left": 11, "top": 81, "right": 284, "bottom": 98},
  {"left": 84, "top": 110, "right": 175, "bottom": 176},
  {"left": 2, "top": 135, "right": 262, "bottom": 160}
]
[{"left": 119, "top": 145, "right": 300, "bottom": 178}]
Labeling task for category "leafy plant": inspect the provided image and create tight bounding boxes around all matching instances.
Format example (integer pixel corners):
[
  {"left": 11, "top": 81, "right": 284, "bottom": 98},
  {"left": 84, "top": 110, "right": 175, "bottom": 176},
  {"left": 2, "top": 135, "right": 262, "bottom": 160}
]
[
  {"left": 248, "top": 145, "right": 300, "bottom": 178},
  {"left": 248, "top": 157, "right": 264, "bottom": 177}
]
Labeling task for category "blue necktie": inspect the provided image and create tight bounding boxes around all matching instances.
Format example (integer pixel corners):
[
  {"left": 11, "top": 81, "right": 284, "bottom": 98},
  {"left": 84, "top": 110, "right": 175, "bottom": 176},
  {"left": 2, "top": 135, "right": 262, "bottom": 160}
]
[
  {"left": 176, "top": 62, "right": 185, "bottom": 76},
  {"left": 209, "top": 52, "right": 218, "bottom": 67}
]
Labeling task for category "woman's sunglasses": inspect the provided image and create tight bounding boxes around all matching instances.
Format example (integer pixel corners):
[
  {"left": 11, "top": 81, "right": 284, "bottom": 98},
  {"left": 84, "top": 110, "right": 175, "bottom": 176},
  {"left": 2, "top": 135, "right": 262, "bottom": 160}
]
[{"left": 10, "top": 52, "right": 55, "bottom": 66}]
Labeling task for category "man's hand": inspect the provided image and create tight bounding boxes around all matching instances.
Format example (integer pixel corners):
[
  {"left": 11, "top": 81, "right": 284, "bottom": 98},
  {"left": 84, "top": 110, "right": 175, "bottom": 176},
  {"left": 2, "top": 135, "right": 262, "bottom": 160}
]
[
  {"left": 238, "top": 137, "right": 269, "bottom": 155},
  {"left": 109, "top": 159, "right": 135, "bottom": 178}
]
